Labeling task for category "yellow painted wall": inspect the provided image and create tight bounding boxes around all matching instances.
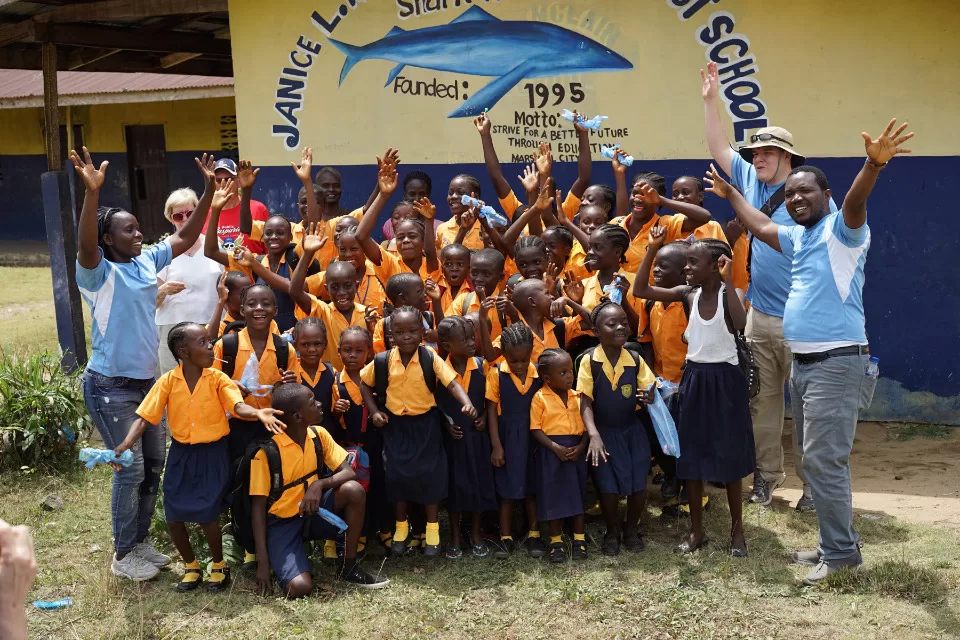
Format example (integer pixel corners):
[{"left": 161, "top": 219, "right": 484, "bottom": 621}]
[
  {"left": 227, "top": 0, "right": 960, "bottom": 165},
  {"left": 0, "top": 96, "right": 235, "bottom": 155}
]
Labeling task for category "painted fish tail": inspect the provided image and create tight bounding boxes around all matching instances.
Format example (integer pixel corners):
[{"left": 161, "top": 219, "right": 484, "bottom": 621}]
[{"left": 326, "top": 38, "right": 364, "bottom": 86}]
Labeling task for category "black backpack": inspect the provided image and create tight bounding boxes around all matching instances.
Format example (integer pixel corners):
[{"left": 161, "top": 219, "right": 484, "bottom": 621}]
[
  {"left": 284, "top": 244, "right": 323, "bottom": 277},
  {"left": 679, "top": 289, "right": 760, "bottom": 398},
  {"left": 218, "top": 332, "right": 290, "bottom": 379},
  {"left": 372, "top": 345, "right": 437, "bottom": 412},
  {"left": 229, "top": 426, "right": 327, "bottom": 552}
]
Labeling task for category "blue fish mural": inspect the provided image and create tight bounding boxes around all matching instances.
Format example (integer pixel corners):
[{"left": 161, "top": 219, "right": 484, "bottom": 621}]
[{"left": 326, "top": 5, "right": 633, "bottom": 117}]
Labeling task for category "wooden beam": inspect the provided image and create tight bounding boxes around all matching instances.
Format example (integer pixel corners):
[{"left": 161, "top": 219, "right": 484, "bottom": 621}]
[
  {"left": 0, "top": 20, "right": 36, "bottom": 47},
  {"left": 36, "top": 0, "right": 227, "bottom": 23},
  {"left": 42, "top": 42, "right": 60, "bottom": 172},
  {"left": 160, "top": 51, "right": 200, "bottom": 68},
  {"left": 67, "top": 47, "right": 121, "bottom": 70},
  {"left": 41, "top": 22, "right": 232, "bottom": 55}
]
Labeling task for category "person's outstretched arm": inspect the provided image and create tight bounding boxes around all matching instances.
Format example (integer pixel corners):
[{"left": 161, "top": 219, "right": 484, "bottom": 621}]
[
  {"left": 69, "top": 147, "right": 108, "bottom": 270},
  {"left": 288, "top": 224, "right": 327, "bottom": 313},
  {"left": 569, "top": 117, "right": 592, "bottom": 198},
  {"left": 204, "top": 179, "right": 237, "bottom": 267},
  {"left": 703, "top": 163, "right": 781, "bottom": 252},
  {"left": 701, "top": 61, "right": 736, "bottom": 176},
  {"left": 169, "top": 154, "right": 216, "bottom": 258},
  {"left": 632, "top": 227, "right": 692, "bottom": 304},
  {"left": 613, "top": 151, "right": 629, "bottom": 219},
  {"left": 353, "top": 155, "right": 399, "bottom": 266},
  {"left": 0, "top": 517, "right": 37, "bottom": 640},
  {"left": 237, "top": 159, "right": 261, "bottom": 235},
  {"left": 843, "top": 118, "right": 914, "bottom": 229},
  {"left": 637, "top": 183, "right": 713, "bottom": 233},
  {"left": 718, "top": 255, "right": 746, "bottom": 331},
  {"left": 291, "top": 147, "right": 320, "bottom": 226},
  {"left": 475, "top": 112, "right": 512, "bottom": 199}
]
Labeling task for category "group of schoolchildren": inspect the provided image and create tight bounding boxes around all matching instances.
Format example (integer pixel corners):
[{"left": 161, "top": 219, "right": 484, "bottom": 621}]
[{"left": 113, "top": 113, "right": 757, "bottom": 598}]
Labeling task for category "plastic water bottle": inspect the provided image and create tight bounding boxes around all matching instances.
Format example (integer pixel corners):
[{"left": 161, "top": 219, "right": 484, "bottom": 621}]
[
  {"left": 600, "top": 145, "right": 634, "bottom": 167},
  {"left": 460, "top": 195, "right": 508, "bottom": 227},
  {"left": 602, "top": 281, "right": 624, "bottom": 305},
  {"left": 79, "top": 448, "right": 134, "bottom": 469},
  {"left": 866, "top": 356, "right": 880, "bottom": 379},
  {"left": 560, "top": 109, "right": 608, "bottom": 131}
]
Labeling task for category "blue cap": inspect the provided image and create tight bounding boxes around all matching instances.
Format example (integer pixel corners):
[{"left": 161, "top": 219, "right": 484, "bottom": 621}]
[{"left": 213, "top": 158, "right": 237, "bottom": 175}]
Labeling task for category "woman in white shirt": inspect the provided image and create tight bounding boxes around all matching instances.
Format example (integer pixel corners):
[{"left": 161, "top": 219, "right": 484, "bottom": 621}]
[{"left": 156, "top": 187, "right": 224, "bottom": 373}]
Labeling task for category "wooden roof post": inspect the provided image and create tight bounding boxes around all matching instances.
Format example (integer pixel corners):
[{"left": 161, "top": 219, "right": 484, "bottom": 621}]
[{"left": 40, "top": 40, "right": 88, "bottom": 371}]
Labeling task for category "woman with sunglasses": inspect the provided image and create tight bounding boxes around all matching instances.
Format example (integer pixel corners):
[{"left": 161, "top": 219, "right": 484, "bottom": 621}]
[{"left": 156, "top": 187, "right": 224, "bottom": 374}]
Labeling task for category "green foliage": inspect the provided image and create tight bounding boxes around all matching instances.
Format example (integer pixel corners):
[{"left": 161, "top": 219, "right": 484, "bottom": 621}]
[
  {"left": 0, "top": 349, "right": 91, "bottom": 472},
  {"left": 887, "top": 422, "right": 953, "bottom": 441},
  {"left": 821, "top": 560, "right": 950, "bottom": 604}
]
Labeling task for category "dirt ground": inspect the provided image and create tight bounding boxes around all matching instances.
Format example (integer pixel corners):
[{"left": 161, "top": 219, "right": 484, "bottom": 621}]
[{"left": 778, "top": 420, "right": 960, "bottom": 528}]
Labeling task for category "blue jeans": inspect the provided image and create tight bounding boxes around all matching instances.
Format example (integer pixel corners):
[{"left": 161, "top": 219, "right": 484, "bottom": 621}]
[
  {"left": 790, "top": 354, "right": 868, "bottom": 562},
  {"left": 82, "top": 369, "right": 166, "bottom": 555}
]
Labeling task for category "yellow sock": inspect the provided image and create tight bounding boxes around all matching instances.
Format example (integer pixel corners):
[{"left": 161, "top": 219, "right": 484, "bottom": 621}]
[
  {"left": 573, "top": 533, "right": 585, "bottom": 542},
  {"left": 425, "top": 522, "right": 440, "bottom": 546},
  {"left": 358, "top": 536, "right": 367, "bottom": 553},
  {"left": 207, "top": 560, "right": 227, "bottom": 583},
  {"left": 501, "top": 535, "right": 513, "bottom": 542},
  {"left": 528, "top": 530, "right": 541, "bottom": 539},
  {"left": 243, "top": 551, "right": 256, "bottom": 563},
  {"left": 323, "top": 539, "right": 337, "bottom": 559},
  {"left": 181, "top": 560, "right": 202, "bottom": 583},
  {"left": 394, "top": 520, "right": 409, "bottom": 543},
  {"left": 550, "top": 535, "right": 562, "bottom": 545}
]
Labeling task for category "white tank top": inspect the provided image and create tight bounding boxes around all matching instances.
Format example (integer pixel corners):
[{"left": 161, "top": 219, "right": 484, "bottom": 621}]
[{"left": 683, "top": 285, "right": 738, "bottom": 365}]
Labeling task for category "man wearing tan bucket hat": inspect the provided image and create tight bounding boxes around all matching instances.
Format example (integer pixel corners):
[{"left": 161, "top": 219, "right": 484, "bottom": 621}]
[{"left": 700, "top": 62, "right": 836, "bottom": 510}]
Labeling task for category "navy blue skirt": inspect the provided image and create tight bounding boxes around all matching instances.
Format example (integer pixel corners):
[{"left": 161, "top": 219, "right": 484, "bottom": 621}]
[
  {"left": 493, "top": 415, "right": 533, "bottom": 500},
  {"left": 592, "top": 418, "right": 651, "bottom": 496},
  {"left": 444, "top": 423, "right": 498, "bottom": 513},
  {"left": 163, "top": 437, "right": 230, "bottom": 523},
  {"left": 534, "top": 434, "right": 587, "bottom": 522},
  {"left": 382, "top": 409, "right": 448, "bottom": 505},
  {"left": 677, "top": 361, "right": 755, "bottom": 483}
]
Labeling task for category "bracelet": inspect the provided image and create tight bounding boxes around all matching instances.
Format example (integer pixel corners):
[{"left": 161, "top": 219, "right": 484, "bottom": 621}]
[{"left": 865, "top": 158, "right": 887, "bottom": 169}]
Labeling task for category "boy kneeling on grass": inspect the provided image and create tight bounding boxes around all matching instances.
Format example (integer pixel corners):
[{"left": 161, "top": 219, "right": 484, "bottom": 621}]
[{"left": 250, "top": 383, "right": 389, "bottom": 597}]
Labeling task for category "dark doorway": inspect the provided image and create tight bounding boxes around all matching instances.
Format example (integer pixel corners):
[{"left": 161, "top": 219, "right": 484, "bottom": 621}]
[{"left": 125, "top": 125, "right": 169, "bottom": 242}]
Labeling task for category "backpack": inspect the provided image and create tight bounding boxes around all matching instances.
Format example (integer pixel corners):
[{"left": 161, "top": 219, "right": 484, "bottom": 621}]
[
  {"left": 372, "top": 345, "right": 437, "bottom": 413},
  {"left": 229, "top": 426, "right": 326, "bottom": 552},
  {"left": 283, "top": 244, "right": 322, "bottom": 277},
  {"left": 679, "top": 289, "right": 760, "bottom": 398},
  {"left": 218, "top": 331, "right": 290, "bottom": 379}
]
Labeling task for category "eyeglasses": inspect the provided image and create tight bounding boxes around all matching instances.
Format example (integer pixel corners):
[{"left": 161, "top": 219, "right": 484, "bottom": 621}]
[
  {"left": 171, "top": 209, "right": 194, "bottom": 223},
  {"left": 750, "top": 133, "right": 793, "bottom": 147}
]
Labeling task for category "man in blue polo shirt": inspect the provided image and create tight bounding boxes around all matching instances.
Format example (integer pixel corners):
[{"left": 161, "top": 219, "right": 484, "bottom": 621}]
[
  {"left": 703, "top": 118, "right": 914, "bottom": 584},
  {"left": 701, "top": 62, "right": 837, "bottom": 509}
]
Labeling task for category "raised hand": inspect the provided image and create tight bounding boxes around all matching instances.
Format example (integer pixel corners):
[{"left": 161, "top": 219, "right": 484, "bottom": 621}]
[
  {"left": 195, "top": 153, "right": 216, "bottom": 185},
  {"left": 291, "top": 147, "right": 313, "bottom": 183},
  {"left": 474, "top": 112, "right": 491, "bottom": 135},
  {"left": 544, "top": 260, "right": 561, "bottom": 293},
  {"left": 534, "top": 141, "right": 553, "bottom": 177},
  {"left": 519, "top": 164, "right": 539, "bottom": 194},
  {"left": 532, "top": 183, "right": 556, "bottom": 212},
  {"left": 648, "top": 224, "right": 667, "bottom": 250},
  {"left": 424, "top": 278, "right": 442, "bottom": 302},
  {"left": 377, "top": 159, "right": 399, "bottom": 195},
  {"left": 862, "top": 118, "right": 914, "bottom": 165},
  {"left": 70, "top": 146, "right": 109, "bottom": 192},
  {"left": 703, "top": 162, "right": 732, "bottom": 199},
  {"left": 460, "top": 204, "right": 478, "bottom": 229},
  {"left": 216, "top": 272, "right": 229, "bottom": 303},
  {"left": 364, "top": 306, "right": 380, "bottom": 332},
  {"left": 610, "top": 145, "right": 627, "bottom": 177},
  {"left": 725, "top": 218, "right": 745, "bottom": 245},
  {"left": 301, "top": 221, "right": 327, "bottom": 254},
  {"left": 701, "top": 61, "right": 720, "bottom": 102},
  {"left": 638, "top": 183, "right": 661, "bottom": 207},
  {"left": 237, "top": 159, "right": 260, "bottom": 190},
  {"left": 278, "top": 368, "right": 298, "bottom": 384},
  {"left": 562, "top": 270, "right": 584, "bottom": 303},
  {"left": 571, "top": 109, "right": 587, "bottom": 134},
  {"left": 377, "top": 147, "right": 401, "bottom": 172},
  {"left": 717, "top": 254, "right": 733, "bottom": 281},
  {"left": 233, "top": 245, "right": 256, "bottom": 268},
  {"left": 413, "top": 197, "right": 436, "bottom": 219},
  {"left": 212, "top": 178, "right": 235, "bottom": 210}
]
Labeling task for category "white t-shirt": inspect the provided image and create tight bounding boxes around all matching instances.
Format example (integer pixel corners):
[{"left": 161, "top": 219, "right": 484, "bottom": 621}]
[{"left": 155, "top": 240, "right": 223, "bottom": 326}]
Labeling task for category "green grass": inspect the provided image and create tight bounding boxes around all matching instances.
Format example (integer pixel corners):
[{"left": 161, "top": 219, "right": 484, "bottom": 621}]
[
  {"left": 0, "top": 266, "right": 91, "bottom": 357},
  {"left": 887, "top": 423, "right": 953, "bottom": 442},
  {"left": 4, "top": 468, "right": 960, "bottom": 640}
]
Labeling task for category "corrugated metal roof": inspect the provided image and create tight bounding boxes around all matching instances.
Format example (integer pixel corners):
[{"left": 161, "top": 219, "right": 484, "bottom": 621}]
[{"left": 0, "top": 69, "right": 233, "bottom": 99}]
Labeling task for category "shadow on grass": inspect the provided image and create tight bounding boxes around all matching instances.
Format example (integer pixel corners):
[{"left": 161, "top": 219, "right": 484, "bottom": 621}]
[{"left": 821, "top": 560, "right": 960, "bottom": 636}]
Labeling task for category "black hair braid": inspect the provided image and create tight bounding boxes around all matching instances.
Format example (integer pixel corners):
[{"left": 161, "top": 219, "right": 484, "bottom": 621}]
[
  {"left": 294, "top": 316, "right": 327, "bottom": 341},
  {"left": 632, "top": 171, "right": 666, "bottom": 197},
  {"left": 499, "top": 323, "right": 534, "bottom": 350},
  {"left": 595, "top": 223, "right": 630, "bottom": 264},
  {"left": 691, "top": 238, "right": 733, "bottom": 264},
  {"left": 589, "top": 297, "right": 624, "bottom": 327},
  {"left": 514, "top": 234, "right": 548, "bottom": 258},
  {"left": 452, "top": 173, "right": 481, "bottom": 198},
  {"left": 96, "top": 206, "right": 125, "bottom": 250},
  {"left": 437, "top": 315, "right": 473, "bottom": 344},
  {"left": 166, "top": 321, "right": 199, "bottom": 363}
]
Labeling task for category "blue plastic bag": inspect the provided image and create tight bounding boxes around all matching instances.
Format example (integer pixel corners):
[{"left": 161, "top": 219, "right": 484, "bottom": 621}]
[
  {"left": 600, "top": 145, "right": 634, "bottom": 167},
  {"left": 602, "top": 275, "right": 626, "bottom": 305},
  {"left": 79, "top": 448, "right": 133, "bottom": 469},
  {"left": 34, "top": 597, "right": 72, "bottom": 610},
  {"left": 460, "top": 195, "right": 509, "bottom": 227},
  {"left": 647, "top": 383, "right": 680, "bottom": 457},
  {"left": 561, "top": 109, "right": 609, "bottom": 131}
]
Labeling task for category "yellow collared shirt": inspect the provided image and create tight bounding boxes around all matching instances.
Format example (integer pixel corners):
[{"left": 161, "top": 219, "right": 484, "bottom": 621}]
[
  {"left": 576, "top": 346, "right": 656, "bottom": 402},
  {"left": 212, "top": 327, "right": 300, "bottom": 409},
  {"left": 485, "top": 361, "right": 539, "bottom": 415},
  {"left": 359, "top": 346, "right": 457, "bottom": 416},
  {"left": 137, "top": 365, "right": 242, "bottom": 444},
  {"left": 530, "top": 386, "right": 585, "bottom": 436}
]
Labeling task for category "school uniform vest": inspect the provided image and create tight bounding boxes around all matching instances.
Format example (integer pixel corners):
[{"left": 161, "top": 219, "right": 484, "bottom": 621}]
[
  {"left": 493, "top": 370, "right": 542, "bottom": 500},
  {"left": 336, "top": 378, "right": 367, "bottom": 446},
  {"left": 256, "top": 260, "right": 296, "bottom": 332},
  {"left": 436, "top": 358, "right": 486, "bottom": 430},
  {"left": 301, "top": 363, "right": 337, "bottom": 432}
]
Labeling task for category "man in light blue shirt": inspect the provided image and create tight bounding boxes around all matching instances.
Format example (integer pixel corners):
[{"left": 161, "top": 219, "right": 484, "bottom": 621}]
[
  {"left": 704, "top": 118, "right": 915, "bottom": 584},
  {"left": 701, "top": 62, "right": 836, "bottom": 508}
]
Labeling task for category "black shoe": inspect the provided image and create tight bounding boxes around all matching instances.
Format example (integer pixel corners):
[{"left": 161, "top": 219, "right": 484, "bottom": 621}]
[
  {"left": 601, "top": 533, "right": 621, "bottom": 556},
  {"left": 390, "top": 538, "right": 408, "bottom": 557},
  {"left": 660, "top": 476, "right": 680, "bottom": 501},
  {"left": 205, "top": 566, "right": 231, "bottom": 593},
  {"left": 795, "top": 486, "right": 816, "bottom": 512},
  {"left": 548, "top": 541, "right": 567, "bottom": 563},
  {"left": 339, "top": 561, "right": 390, "bottom": 589},
  {"left": 423, "top": 543, "right": 441, "bottom": 558},
  {"left": 652, "top": 471, "right": 665, "bottom": 485},
  {"left": 622, "top": 531, "right": 645, "bottom": 553},
  {"left": 175, "top": 567, "right": 203, "bottom": 592},
  {"left": 525, "top": 536, "right": 547, "bottom": 559},
  {"left": 493, "top": 538, "right": 515, "bottom": 559},
  {"left": 572, "top": 540, "right": 587, "bottom": 560}
]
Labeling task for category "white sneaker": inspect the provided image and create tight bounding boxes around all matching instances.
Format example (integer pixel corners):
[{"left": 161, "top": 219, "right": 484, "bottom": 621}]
[
  {"left": 112, "top": 552, "right": 160, "bottom": 581},
  {"left": 133, "top": 540, "right": 171, "bottom": 568}
]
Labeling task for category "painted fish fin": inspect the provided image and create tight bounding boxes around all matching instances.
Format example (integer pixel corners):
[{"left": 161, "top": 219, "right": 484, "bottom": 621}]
[
  {"left": 384, "top": 63, "right": 406, "bottom": 87},
  {"left": 384, "top": 25, "right": 406, "bottom": 37},
  {"left": 326, "top": 38, "right": 365, "bottom": 86},
  {"left": 448, "top": 58, "right": 536, "bottom": 118},
  {"left": 449, "top": 5, "right": 499, "bottom": 24}
]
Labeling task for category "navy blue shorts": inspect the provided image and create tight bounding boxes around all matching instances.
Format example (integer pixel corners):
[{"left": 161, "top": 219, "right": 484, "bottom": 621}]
[{"left": 266, "top": 489, "right": 338, "bottom": 589}]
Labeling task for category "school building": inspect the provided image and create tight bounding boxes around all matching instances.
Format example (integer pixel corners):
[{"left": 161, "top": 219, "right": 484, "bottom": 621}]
[{"left": 0, "top": 70, "right": 236, "bottom": 243}]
